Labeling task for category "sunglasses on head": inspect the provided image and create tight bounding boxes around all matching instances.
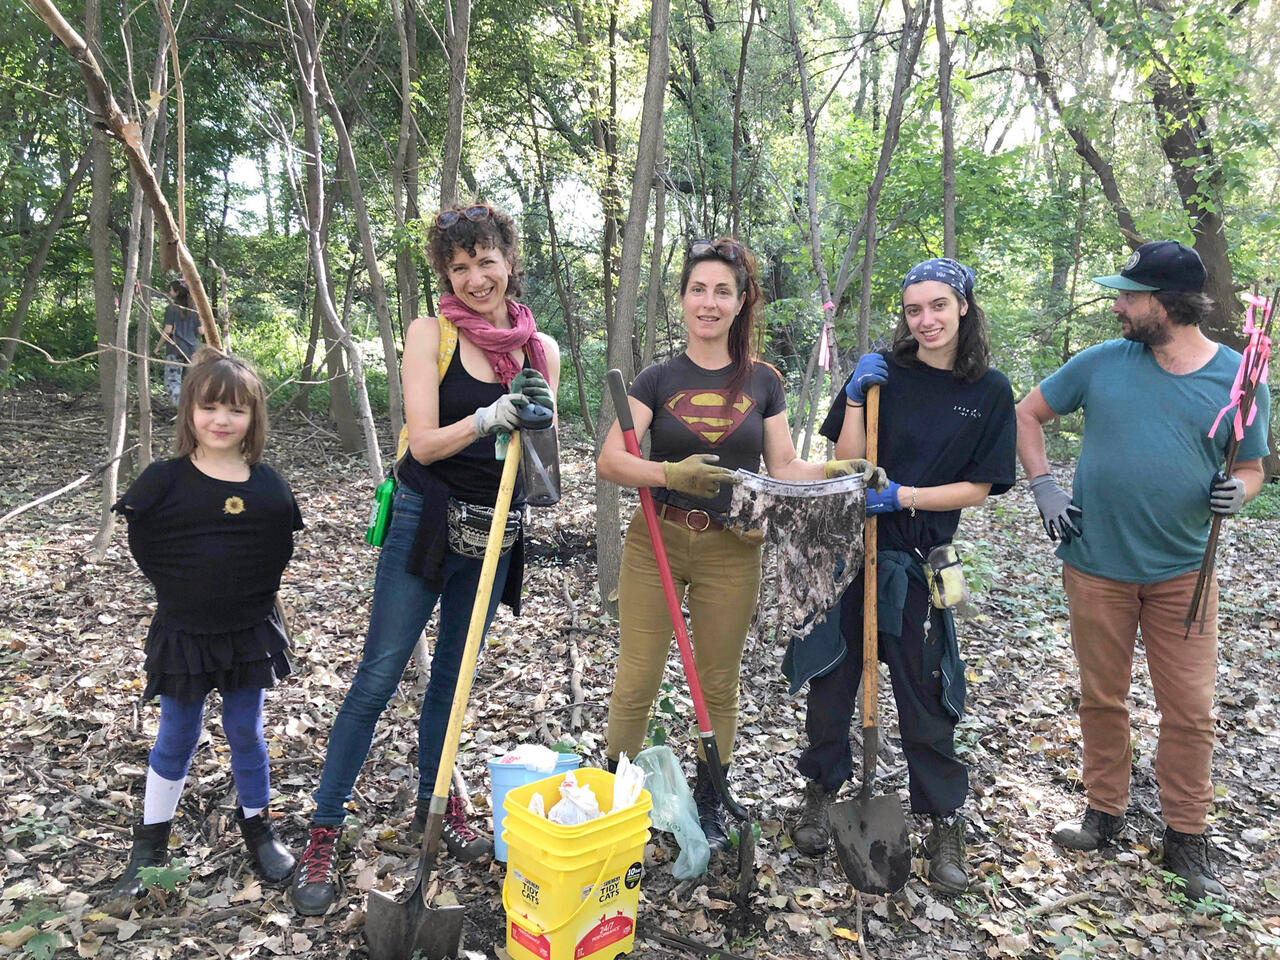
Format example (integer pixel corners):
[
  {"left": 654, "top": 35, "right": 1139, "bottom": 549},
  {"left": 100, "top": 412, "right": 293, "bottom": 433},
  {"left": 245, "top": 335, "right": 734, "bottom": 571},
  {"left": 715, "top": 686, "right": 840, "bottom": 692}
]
[
  {"left": 688, "top": 238, "right": 744, "bottom": 262},
  {"left": 434, "top": 204, "right": 494, "bottom": 230}
]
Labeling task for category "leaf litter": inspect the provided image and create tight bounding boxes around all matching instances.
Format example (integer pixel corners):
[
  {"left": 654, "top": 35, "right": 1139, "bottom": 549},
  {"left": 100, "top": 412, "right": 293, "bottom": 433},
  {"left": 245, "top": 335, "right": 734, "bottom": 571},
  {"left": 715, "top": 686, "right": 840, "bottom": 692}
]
[{"left": 2, "top": 387, "right": 1280, "bottom": 958}]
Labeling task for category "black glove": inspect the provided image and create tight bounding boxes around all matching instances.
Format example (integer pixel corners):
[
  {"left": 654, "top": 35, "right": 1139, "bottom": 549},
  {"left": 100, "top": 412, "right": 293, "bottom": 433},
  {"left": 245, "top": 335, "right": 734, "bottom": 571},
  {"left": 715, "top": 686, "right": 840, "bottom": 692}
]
[{"left": 1028, "top": 474, "right": 1083, "bottom": 543}]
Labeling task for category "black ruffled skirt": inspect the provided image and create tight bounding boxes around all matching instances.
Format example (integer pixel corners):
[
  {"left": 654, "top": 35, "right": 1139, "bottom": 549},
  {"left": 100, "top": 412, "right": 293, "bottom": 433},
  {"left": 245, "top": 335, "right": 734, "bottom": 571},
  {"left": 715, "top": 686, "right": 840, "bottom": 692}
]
[{"left": 142, "top": 606, "right": 293, "bottom": 703}]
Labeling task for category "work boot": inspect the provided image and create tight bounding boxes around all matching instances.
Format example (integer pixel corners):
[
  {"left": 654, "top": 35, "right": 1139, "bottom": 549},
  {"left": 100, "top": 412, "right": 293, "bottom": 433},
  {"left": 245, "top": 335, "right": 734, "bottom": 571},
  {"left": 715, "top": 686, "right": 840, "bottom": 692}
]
[
  {"left": 1052, "top": 805, "right": 1127, "bottom": 851},
  {"left": 108, "top": 820, "right": 172, "bottom": 900},
  {"left": 924, "top": 813, "right": 970, "bottom": 895},
  {"left": 237, "top": 811, "right": 296, "bottom": 883},
  {"left": 693, "top": 759, "right": 730, "bottom": 852},
  {"left": 291, "top": 826, "right": 340, "bottom": 916},
  {"left": 791, "top": 781, "right": 833, "bottom": 857},
  {"left": 1161, "top": 828, "right": 1227, "bottom": 901},
  {"left": 422, "top": 794, "right": 493, "bottom": 861}
]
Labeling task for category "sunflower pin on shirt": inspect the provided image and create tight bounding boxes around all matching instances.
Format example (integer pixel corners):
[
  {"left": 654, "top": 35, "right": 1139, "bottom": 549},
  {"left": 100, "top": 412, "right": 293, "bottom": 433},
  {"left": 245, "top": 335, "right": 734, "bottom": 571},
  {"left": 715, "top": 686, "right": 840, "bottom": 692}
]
[{"left": 223, "top": 496, "right": 246, "bottom": 516}]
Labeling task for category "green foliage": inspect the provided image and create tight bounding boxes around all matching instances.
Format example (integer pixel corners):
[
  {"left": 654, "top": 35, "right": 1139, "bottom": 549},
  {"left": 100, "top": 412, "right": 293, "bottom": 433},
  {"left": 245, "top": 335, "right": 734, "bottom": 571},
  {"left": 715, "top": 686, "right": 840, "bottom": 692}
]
[
  {"left": 646, "top": 680, "right": 682, "bottom": 748},
  {"left": 1241, "top": 483, "right": 1280, "bottom": 521},
  {"left": 136, "top": 859, "right": 190, "bottom": 893},
  {"left": 0, "top": 904, "right": 64, "bottom": 960}
]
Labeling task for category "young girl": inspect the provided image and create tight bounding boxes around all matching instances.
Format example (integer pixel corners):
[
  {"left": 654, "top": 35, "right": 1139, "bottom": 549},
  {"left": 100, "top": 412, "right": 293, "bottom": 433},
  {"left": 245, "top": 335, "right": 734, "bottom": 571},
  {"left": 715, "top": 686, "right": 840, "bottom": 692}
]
[
  {"left": 790, "top": 258, "right": 1016, "bottom": 894},
  {"left": 109, "top": 348, "right": 301, "bottom": 899}
]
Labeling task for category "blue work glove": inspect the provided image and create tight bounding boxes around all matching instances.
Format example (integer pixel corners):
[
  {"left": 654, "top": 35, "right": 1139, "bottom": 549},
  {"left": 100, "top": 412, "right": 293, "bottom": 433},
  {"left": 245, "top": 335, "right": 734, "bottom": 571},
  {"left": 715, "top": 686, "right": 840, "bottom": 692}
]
[
  {"left": 865, "top": 480, "right": 902, "bottom": 515},
  {"left": 844, "top": 353, "right": 888, "bottom": 404},
  {"left": 1209, "top": 471, "right": 1246, "bottom": 515}
]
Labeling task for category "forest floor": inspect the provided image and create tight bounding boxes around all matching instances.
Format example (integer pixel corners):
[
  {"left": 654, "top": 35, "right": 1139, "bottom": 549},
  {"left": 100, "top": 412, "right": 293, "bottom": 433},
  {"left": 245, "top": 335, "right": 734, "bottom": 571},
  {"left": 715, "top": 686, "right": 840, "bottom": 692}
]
[{"left": 3, "top": 386, "right": 1280, "bottom": 960}]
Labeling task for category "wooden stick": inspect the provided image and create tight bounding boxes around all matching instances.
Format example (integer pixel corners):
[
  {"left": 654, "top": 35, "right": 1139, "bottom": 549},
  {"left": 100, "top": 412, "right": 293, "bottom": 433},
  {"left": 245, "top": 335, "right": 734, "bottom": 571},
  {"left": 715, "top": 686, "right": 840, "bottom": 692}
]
[{"left": 0, "top": 444, "right": 139, "bottom": 527}]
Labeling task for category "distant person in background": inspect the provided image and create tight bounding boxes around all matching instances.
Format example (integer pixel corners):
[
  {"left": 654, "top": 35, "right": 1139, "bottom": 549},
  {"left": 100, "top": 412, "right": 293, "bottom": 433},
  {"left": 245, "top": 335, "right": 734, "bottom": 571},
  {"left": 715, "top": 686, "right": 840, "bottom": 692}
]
[{"left": 161, "top": 279, "right": 201, "bottom": 406}]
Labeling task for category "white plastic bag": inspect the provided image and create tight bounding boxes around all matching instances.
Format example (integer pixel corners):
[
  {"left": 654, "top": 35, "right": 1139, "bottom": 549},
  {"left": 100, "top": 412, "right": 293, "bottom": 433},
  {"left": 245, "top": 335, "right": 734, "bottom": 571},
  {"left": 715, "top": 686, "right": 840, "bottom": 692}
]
[
  {"left": 494, "top": 744, "right": 560, "bottom": 774},
  {"left": 528, "top": 792, "right": 546, "bottom": 817},
  {"left": 610, "top": 753, "right": 646, "bottom": 814},
  {"left": 548, "top": 771, "right": 602, "bottom": 825}
]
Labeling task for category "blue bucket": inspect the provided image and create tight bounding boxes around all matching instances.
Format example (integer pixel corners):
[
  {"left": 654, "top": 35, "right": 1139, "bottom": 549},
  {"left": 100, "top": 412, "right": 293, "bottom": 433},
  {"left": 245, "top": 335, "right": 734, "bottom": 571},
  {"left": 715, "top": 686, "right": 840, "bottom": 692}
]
[{"left": 488, "top": 752, "right": 581, "bottom": 861}]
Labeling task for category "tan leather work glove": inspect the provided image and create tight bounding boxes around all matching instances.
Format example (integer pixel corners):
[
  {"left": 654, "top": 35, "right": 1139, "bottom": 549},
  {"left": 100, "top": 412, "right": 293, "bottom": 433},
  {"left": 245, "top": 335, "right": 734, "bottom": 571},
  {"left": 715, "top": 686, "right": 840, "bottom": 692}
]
[
  {"left": 662, "top": 454, "right": 738, "bottom": 499},
  {"left": 825, "top": 458, "right": 889, "bottom": 490}
]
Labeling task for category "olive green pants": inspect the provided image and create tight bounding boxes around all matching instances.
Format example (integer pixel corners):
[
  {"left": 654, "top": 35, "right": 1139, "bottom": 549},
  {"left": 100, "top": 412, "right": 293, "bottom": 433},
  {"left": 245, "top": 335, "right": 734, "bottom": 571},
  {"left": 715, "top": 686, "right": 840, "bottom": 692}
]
[{"left": 606, "top": 508, "right": 763, "bottom": 763}]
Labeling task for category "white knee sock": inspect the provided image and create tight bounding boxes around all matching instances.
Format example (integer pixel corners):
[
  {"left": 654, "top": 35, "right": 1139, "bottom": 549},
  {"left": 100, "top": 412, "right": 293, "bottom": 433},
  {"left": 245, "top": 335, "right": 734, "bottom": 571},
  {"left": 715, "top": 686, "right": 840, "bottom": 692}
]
[
  {"left": 241, "top": 805, "right": 265, "bottom": 820},
  {"left": 143, "top": 766, "right": 187, "bottom": 825}
]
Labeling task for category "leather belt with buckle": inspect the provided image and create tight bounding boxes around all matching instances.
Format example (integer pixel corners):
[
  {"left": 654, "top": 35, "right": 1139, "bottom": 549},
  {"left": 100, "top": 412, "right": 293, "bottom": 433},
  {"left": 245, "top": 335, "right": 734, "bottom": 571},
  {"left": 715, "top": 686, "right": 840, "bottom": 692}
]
[{"left": 657, "top": 503, "right": 723, "bottom": 532}]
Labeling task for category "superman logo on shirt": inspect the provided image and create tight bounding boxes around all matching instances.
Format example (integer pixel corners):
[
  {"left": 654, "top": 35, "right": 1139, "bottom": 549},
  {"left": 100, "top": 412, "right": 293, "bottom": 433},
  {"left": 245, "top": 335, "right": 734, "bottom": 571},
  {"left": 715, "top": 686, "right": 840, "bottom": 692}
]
[{"left": 665, "top": 390, "right": 754, "bottom": 447}]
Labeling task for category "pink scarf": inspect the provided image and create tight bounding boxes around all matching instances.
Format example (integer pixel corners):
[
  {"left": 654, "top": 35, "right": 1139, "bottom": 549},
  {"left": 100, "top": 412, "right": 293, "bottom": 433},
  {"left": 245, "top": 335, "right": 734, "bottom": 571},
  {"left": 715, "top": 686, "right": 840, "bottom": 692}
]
[{"left": 439, "top": 294, "right": 549, "bottom": 388}]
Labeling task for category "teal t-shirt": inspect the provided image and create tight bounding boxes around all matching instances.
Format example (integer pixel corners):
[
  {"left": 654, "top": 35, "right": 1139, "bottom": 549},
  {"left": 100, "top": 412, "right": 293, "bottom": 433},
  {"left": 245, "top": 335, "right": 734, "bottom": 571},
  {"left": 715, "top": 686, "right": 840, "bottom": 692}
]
[{"left": 1040, "top": 339, "right": 1270, "bottom": 583}]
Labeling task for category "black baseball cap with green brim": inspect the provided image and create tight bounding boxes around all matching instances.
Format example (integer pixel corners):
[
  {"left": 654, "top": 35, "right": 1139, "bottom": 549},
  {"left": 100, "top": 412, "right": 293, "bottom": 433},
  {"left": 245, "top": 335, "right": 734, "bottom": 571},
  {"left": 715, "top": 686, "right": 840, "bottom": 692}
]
[{"left": 1093, "top": 240, "right": 1207, "bottom": 293}]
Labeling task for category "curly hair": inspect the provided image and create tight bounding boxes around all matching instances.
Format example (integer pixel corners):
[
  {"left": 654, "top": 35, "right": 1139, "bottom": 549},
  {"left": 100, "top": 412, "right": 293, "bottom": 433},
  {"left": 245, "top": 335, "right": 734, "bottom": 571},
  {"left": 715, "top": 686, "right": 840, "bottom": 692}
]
[
  {"left": 425, "top": 203, "right": 524, "bottom": 300},
  {"left": 678, "top": 236, "right": 765, "bottom": 402},
  {"left": 1153, "top": 290, "right": 1214, "bottom": 326},
  {"left": 174, "top": 347, "right": 268, "bottom": 464}
]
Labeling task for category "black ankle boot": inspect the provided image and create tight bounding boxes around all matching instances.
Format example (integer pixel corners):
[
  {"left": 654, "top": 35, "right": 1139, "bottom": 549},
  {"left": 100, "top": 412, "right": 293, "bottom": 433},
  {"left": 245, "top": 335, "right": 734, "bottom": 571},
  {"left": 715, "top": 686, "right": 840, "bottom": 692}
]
[
  {"left": 693, "top": 759, "right": 730, "bottom": 852},
  {"left": 108, "top": 821, "right": 172, "bottom": 900},
  {"left": 238, "top": 811, "right": 296, "bottom": 883}
]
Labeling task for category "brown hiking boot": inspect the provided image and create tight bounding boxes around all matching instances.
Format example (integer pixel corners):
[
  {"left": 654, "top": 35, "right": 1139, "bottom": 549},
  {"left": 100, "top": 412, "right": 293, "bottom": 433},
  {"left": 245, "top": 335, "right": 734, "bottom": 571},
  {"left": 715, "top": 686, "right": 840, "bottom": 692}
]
[
  {"left": 792, "top": 781, "right": 833, "bottom": 857},
  {"left": 411, "top": 795, "right": 494, "bottom": 861},
  {"left": 924, "top": 814, "right": 969, "bottom": 895},
  {"left": 1052, "top": 805, "right": 1126, "bottom": 851}
]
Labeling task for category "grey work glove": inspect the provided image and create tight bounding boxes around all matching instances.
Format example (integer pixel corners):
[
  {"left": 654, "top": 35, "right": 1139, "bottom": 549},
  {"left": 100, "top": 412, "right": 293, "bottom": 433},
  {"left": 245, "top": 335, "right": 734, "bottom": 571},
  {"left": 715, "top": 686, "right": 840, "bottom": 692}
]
[
  {"left": 510, "top": 369, "right": 555, "bottom": 408},
  {"left": 1028, "top": 473, "right": 1083, "bottom": 543},
  {"left": 1209, "top": 471, "right": 1246, "bottom": 515},
  {"left": 662, "top": 454, "right": 738, "bottom": 499},
  {"left": 473, "top": 393, "right": 527, "bottom": 437}
]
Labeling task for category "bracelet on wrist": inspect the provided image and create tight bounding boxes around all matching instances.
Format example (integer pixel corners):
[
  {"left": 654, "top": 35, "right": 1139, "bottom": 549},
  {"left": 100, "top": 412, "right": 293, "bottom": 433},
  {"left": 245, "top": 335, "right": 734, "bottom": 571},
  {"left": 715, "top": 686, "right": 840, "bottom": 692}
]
[
  {"left": 908, "top": 485, "right": 918, "bottom": 517},
  {"left": 846, "top": 399, "right": 864, "bottom": 407}
]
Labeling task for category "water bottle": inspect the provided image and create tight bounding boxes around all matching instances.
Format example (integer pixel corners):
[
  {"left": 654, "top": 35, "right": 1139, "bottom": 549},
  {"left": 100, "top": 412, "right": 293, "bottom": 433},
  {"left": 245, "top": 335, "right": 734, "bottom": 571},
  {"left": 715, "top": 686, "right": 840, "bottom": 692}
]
[
  {"left": 365, "top": 476, "right": 395, "bottom": 546},
  {"left": 517, "top": 403, "right": 561, "bottom": 507}
]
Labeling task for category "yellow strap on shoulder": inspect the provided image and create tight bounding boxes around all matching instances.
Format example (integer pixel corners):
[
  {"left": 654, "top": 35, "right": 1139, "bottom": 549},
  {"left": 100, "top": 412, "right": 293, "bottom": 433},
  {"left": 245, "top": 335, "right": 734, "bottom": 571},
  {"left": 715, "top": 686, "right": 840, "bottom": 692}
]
[{"left": 395, "top": 316, "right": 459, "bottom": 464}]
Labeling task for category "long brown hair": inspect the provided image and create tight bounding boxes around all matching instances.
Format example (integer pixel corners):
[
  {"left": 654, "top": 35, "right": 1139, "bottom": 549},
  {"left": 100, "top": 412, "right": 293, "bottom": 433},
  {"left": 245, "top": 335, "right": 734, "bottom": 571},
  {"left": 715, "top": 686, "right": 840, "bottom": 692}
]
[
  {"left": 891, "top": 289, "right": 991, "bottom": 384},
  {"left": 678, "top": 236, "right": 764, "bottom": 403},
  {"left": 174, "top": 348, "right": 268, "bottom": 464}
]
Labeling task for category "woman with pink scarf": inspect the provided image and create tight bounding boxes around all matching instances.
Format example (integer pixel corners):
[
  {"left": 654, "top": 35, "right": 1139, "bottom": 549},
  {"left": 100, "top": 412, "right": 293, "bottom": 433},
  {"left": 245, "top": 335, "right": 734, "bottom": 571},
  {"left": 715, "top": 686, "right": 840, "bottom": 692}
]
[{"left": 293, "top": 203, "right": 560, "bottom": 916}]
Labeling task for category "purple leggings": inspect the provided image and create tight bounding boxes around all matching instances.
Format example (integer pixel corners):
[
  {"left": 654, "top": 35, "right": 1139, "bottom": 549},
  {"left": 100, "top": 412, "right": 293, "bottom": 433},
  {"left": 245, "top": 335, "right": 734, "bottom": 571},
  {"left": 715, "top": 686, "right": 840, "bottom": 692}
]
[{"left": 149, "top": 688, "right": 270, "bottom": 810}]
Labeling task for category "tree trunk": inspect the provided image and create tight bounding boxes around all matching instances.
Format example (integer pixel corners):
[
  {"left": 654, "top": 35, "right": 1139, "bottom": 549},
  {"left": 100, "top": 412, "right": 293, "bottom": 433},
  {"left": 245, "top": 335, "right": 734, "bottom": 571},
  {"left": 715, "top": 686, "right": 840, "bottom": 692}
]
[
  {"left": 728, "top": 0, "right": 758, "bottom": 239},
  {"left": 440, "top": 0, "right": 471, "bottom": 208},
  {"left": 642, "top": 154, "right": 666, "bottom": 369},
  {"left": 314, "top": 51, "right": 404, "bottom": 435},
  {"left": 934, "top": 0, "right": 955, "bottom": 257},
  {"left": 594, "top": 0, "right": 669, "bottom": 614},
  {"left": 856, "top": 0, "right": 926, "bottom": 352},
  {"left": 0, "top": 149, "right": 89, "bottom": 374},
  {"left": 86, "top": 0, "right": 117, "bottom": 427},
  {"left": 392, "top": 0, "right": 420, "bottom": 328},
  {"left": 288, "top": 0, "right": 383, "bottom": 481}
]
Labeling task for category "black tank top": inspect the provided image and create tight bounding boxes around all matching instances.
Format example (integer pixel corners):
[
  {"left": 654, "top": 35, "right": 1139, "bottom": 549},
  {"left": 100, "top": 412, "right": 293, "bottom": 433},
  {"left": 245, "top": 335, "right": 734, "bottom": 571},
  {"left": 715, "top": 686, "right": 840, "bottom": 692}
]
[{"left": 399, "top": 349, "right": 525, "bottom": 505}]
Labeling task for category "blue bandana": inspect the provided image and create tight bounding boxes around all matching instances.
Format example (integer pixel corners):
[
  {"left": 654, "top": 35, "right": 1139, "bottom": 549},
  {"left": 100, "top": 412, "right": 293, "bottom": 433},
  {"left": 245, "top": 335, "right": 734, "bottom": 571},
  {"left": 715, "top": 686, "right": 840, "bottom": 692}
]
[{"left": 901, "top": 258, "right": 976, "bottom": 301}]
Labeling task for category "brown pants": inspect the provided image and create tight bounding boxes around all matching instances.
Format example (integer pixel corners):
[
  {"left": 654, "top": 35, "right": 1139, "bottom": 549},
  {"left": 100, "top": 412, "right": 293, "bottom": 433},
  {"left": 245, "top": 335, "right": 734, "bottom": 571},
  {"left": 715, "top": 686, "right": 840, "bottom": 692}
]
[
  {"left": 606, "top": 508, "right": 762, "bottom": 763},
  {"left": 1062, "top": 563, "right": 1219, "bottom": 833}
]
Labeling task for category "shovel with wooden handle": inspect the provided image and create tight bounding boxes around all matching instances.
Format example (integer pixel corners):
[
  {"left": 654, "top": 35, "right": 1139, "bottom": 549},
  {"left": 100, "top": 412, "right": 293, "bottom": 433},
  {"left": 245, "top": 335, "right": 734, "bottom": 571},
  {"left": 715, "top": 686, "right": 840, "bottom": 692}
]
[
  {"left": 364, "top": 431, "right": 522, "bottom": 960},
  {"left": 828, "top": 384, "right": 911, "bottom": 895}
]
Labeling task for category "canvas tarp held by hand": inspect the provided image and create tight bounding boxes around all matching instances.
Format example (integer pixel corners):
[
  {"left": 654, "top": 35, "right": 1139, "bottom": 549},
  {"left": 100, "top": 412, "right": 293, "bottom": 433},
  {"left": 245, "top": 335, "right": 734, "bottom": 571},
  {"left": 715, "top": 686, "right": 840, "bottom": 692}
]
[{"left": 724, "top": 471, "right": 865, "bottom": 638}]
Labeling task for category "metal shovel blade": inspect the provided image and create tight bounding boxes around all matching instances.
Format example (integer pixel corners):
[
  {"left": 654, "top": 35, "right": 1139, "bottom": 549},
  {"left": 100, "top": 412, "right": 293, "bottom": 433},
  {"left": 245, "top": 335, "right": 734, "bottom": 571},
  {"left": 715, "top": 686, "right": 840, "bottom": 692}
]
[
  {"left": 365, "top": 879, "right": 464, "bottom": 960},
  {"left": 829, "top": 794, "right": 911, "bottom": 895}
]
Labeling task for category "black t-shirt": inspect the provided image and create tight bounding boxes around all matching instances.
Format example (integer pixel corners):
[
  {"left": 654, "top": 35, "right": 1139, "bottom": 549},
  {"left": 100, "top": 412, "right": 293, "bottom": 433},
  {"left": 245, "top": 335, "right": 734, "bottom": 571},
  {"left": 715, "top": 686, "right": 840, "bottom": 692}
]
[
  {"left": 114, "top": 457, "right": 304, "bottom": 632},
  {"left": 630, "top": 353, "right": 786, "bottom": 515},
  {"left": 819, "top": 352, "right": 1015, "bottom": 554}
]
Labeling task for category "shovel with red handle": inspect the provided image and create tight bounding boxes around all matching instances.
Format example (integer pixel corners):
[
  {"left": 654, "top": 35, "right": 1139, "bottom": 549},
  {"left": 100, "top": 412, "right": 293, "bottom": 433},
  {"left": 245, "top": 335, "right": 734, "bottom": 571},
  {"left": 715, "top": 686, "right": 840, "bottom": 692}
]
[{"left": 607, "top": 369, "right": 755, "bottom": 904}]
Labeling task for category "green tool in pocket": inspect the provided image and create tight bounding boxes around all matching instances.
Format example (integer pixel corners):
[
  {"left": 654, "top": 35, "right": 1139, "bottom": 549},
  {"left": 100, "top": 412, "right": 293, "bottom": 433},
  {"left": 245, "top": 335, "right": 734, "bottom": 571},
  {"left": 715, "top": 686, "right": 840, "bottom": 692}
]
[{"left": 365, "top": 475, "right": 395, "bottom": 547}]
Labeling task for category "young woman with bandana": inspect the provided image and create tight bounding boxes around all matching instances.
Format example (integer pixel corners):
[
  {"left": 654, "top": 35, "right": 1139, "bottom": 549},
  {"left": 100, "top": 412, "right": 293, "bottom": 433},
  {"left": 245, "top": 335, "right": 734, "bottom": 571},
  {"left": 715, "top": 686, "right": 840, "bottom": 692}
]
[
  {"left": 596, "top": 237, "right": 883, "bottom": 852},
  {"left": 292, "top": 203, "right": 560, "bottom": 916},
  {"left": 789, "top": 258, "right": 1016, "bottom": 895}
]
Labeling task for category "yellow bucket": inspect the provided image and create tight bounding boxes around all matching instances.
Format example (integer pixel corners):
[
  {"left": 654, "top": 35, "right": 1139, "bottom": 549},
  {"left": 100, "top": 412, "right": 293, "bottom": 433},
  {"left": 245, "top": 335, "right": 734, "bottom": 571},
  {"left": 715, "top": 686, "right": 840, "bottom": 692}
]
[{"left": 502, "top": 767, "right": 652, "bottom": 960}]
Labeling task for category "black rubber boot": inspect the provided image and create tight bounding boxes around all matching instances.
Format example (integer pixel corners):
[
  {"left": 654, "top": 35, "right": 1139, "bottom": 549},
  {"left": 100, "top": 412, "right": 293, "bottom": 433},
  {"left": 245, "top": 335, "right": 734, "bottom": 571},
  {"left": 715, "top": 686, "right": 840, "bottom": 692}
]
[
  {"left": 792, "top": 781, "right": 833, "bottom": 857},
  {"left": 237, "top": 811, "right": 296, "bottom": 883},
  {"left": 606, "top": 756, "right": 619, "bottom": 774},
  {"left": 291, "top": 826, "right": 340, "bottom": 916},
  {"left": 108, "top": 821, "right": 172, "bottom": 900},
  {"left": 1052, "top": 805, "right": 1127, "bottom": 851},
  {"left": 924, "top": 814, "right": 970, "bottom": 895},
  {"left": 693, "top": 759, "right": 730, "bottom": 852},
  {"left": 1162, "top": 828, "right": 1227, "bottom": 901}
]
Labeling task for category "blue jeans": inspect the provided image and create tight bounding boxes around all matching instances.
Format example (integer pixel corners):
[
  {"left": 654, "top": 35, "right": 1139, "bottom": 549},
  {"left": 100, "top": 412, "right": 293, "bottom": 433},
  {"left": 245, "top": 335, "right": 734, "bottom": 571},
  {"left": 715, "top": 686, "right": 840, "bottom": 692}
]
[
  {"left": 311, "top": 487, "right": 511, "bottom": 825},
  {"left": 151, "top": 688, "right": 269, "bottom": 809}
]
